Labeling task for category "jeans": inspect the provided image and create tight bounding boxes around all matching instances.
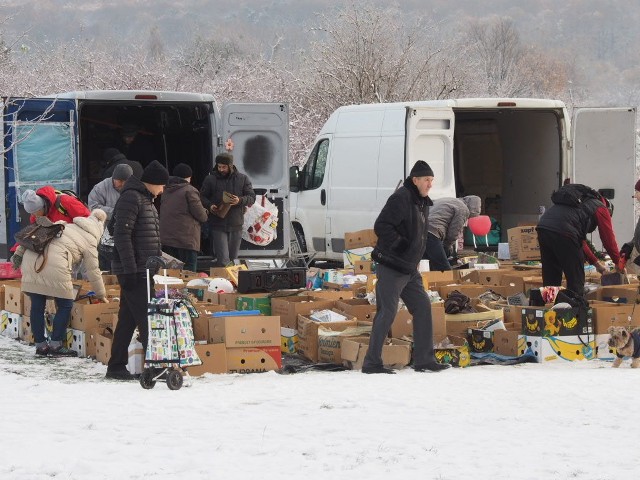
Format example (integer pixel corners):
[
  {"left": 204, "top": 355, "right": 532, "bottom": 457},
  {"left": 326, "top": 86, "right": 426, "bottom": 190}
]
[
  {"left": 28, "top": 293, "right": 73, "bottom": 344},
  {"left": 211, "top": 230, "right": 242, "bottom": 267},
  {"left": 163, "top": 246, "right": 198, "bottom": 272},
  {"left": 423, "top": 232, "right": 452, "bottom": 271}
]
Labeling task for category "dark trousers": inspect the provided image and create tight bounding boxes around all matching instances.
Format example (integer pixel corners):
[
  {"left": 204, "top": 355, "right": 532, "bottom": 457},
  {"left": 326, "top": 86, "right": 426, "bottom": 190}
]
[
  {"left": 537, "top": 228, "right": 585, "bottom": 295},
  {"left": 163, "top": 246, "right": 198, "bottom": 272},
  {"left": 28, "top": 294, "right": 73, "bottom": 344},
  {"left": 362, "top": 263, "right": 435, "bottom": 369},
  {"left": 211, "top": 230, "right": 242, "bottom": 267},
  {"left": 423, "top": 232, "right": 452, "bottom": 271},
  {"left": 107, "top": 274, "right": 152, "bottom": 372}
]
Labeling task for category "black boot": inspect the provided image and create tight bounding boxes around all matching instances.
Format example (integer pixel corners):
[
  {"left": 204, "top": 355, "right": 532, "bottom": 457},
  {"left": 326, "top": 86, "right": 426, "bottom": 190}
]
[
  {"left": 362, "top": 365, "right": 396, "bottom": 374},
  {"left": 414, "top": 362, "right": 451, "bottom": 372}
]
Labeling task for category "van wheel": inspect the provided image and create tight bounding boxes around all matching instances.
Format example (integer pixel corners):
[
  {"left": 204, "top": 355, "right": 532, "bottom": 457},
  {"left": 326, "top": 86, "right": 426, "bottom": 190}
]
[
  {"left": 293, "top": 224, "right": 307, "bottom": 253},
  {"left": 289, "top": 224, "right": 310, "bottom": 267}
]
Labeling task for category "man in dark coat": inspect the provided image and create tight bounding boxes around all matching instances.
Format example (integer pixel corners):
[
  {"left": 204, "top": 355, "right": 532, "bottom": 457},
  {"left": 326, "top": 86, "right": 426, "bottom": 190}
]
[
  {"left": 106, "top": 160, "right": 169, "bottom": 381},
  {"left": 200, "top": 153, "right": 256, "bottom": 266},
  {"left": 160, "top": 163, "right": 209, "bottom": 272},
  {"left": 536, "top": 185, "right": 621, "bottom": 295},
  {"left": 101, "top": 147, "right": 144, "bottom": 180},
  {"left": 362, "top": 160, "right": 450, "bottom": 374}
]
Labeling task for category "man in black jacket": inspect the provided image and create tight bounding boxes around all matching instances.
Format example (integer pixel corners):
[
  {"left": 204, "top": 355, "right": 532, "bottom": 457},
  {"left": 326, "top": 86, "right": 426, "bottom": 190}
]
[
  {"left": 362, "top": 160, "right": 450, "bottom": 374},
  {"left": 200, "top": 153, "right": 256, "bottom": 266},
  {"left": 106, "top": 160, "right": 169, "bottom": 381}
]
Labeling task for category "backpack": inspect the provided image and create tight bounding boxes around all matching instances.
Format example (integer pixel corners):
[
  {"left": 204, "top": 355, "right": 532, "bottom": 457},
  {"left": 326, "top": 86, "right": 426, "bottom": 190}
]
[
  {"left": 550, "top": 184, "right": 601, "bottom": 208},
  {"left": 53, "top": 189, "right": 88, "bottom": 217}
]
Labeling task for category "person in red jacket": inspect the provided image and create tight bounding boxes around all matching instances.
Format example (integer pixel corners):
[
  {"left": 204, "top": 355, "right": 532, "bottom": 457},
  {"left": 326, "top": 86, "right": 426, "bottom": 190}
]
[{"left": 21, "top": 186, "right": 90, "bottom": 223}]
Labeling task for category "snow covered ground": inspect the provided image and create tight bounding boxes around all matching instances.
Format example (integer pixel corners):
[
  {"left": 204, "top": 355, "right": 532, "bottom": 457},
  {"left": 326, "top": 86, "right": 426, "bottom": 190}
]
[{"left": 0, "top": 334, "right": 636, "bottom": 480}]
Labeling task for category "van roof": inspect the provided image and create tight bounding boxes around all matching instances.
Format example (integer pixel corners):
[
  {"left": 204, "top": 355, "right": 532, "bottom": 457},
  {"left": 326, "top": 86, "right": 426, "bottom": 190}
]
[
  {"left": 333, "top": 97, "right": 566, "bottom": 111},
  {"left": 52, "top": 90, "right": 216, "bottom": 102}
]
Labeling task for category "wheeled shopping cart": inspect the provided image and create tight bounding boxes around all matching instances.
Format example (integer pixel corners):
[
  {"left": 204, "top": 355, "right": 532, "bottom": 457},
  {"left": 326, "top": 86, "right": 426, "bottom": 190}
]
[{"left": 139, "top": 257, "right": 201, "bottom": 390}]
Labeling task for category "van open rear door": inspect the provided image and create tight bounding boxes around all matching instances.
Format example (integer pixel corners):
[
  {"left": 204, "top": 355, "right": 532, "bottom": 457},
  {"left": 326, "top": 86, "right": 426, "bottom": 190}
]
[
  {"left": 1, "top": 97, "right": 78, "bottom": 258},
  {"left": 405, "top": 106, "right": 456, "bottom": 199},
  {"left": 573, "top": 107, "right": 637, "bottom": 250},
  {"left": 221, "top": 103, "right": 290, "bottom": 259}
]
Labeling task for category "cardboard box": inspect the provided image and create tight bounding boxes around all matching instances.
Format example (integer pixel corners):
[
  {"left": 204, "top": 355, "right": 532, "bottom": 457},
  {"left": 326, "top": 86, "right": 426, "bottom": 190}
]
[
  {"left": 335, "top": 298, "right": 377, "bottom": 322},
  {"left": 343, "top": 247, "right": 373, "bottom": 268},
  {"left": 445, "top": 308, "right": 503, "bottom": 337},
  {"left": 127, "top": 340, "right": 145, "bottom": 375},
  {"left": 322, "top": 281, "right": 367, "bottom": 294},
  {"left": 344, "top": 229, "right": 377, "bottom": 249},
  {"left": 493, "top": 330, "right": 526, "bottom": 357},
  {"left": 271, "top": 295, "right": 335, "bottom": 329},
  {"left": 297, "top": 312, "right": 358, "bottom": 362},
  {"left": 236, "top": 294, "right": 272, "bottom": 315},
  {"left": 4, "top": 282, "right": 23, "bottom": 314},
  {"left": 589, "top": 302, "right": 639, "bottom": 333},
  {"left": 0, "top": 310, "right": 20, "bottom": 338},
  {"left": 69, "top": 328, "right": 95, "bottom": 358},
  {"left": 281, "top": 327, "right": 298, "bottom": 354},
  {"left": 69, "top": 301, "right": 119, "bottom": 332},
  {"left": 467, "top": 328, "right": 494, "bottom": 353},
  {"left": 521, "top": 306, "right": 593, "bottom": 337},
  {"left": 19, "top": 315, "right": 33, "bottom": 343},
  {"left": 341, "top": 336, "right": 412, "bottom": 370},
  {"left": 186, "top": 343, "right": 228, "bottom": 376},
  {"left": 595, "top": 333, "right": 615, "bottom": 360},
  {"left": 226, "top": 345, "right": 282, "bottom": 373},
  {"left": 317, "top": 323, "right": 372, "bottom": 364},
  {"left": 354, "top": 260, "right": 375, "bottom": 274},
  {"left": 389, "top": 304, "right": 446, "bottom": 339},
  {"left": 507, "top": 226, "right": 540, "bottom": 261},
  {"left": 309, "top": 290, "right": 354, "bottom": 301},
  {"left": 94, "top": 331, "right": 113, "bottom": 365},
  {"left": 586, "top": 285, "right": 640, "bottom": 304},
  {"left": 208, "top": 315, "right": 280, "bottom": 347},
  {"left": 526, "top": 335, "right": 596, "bottom": 362},
  {"left": 202, "top": 290, "right": 221, "bottom": 304},
  {"left": 434, "top": 335, "right": 471, "bottom": 367}
]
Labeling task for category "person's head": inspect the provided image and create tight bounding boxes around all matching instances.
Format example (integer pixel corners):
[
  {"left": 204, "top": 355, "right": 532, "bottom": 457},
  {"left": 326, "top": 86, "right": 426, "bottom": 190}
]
[
  {"left": 409, "top": 160, "right": 434, "bottom": 197},
  {"left": 215, "top": 152, "right": 233, "bottom": 177},
  {"left": 634, "top": 178, "right": 640, "bottom": 202},
  {"left": 141, "top": 160, "right": 169, "bottom": 197},
  {"left": 111, "top": 164, "right": 134, "bottom": 191},
  {"left": 103, "top": 147, "right": 124, "bottom": 166},
  {"left": 121, "top": 123, "right": 138, "bottom": 145},
  {"left": 22, "top": 189, "right": 46, "bottom": 217},
  {"left": 172, "top": 163, "right": 193, "bottom": 183},
  {"left": 462, "top": 195, "right": 482, "bottom": 218}
]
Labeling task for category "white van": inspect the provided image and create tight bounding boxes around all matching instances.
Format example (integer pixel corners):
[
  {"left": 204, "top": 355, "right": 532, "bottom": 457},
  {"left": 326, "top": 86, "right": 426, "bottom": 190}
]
[
  {"left": 289, "top": 98, "right": 636, "bottom": 262},
  {"left": 1, "top": 91, "right": 290, "bottom": 261}
]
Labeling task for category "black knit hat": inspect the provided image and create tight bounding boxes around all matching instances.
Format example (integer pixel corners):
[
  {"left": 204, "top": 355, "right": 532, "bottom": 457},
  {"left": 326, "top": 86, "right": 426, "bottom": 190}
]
[
  {"left": 409, "top": 160, "right": 434, "bottom": 178},
  {"left": 215, "top": 153, "right": 233, "bottom": 166},
  {"left": 141, "top": 160, "right": 169, "bottom": 185},
  {"left": 172, "top": 163, "right": 193, "bottom": 179}
]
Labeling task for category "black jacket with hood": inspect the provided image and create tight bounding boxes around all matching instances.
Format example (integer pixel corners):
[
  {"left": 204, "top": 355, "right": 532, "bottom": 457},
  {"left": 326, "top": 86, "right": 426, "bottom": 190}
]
[
  {"left": 110, "top": 175, "right": 161, "bottom": 275},
  {"left": 372, "top": 178, "right": 433, "bottom": 274}
]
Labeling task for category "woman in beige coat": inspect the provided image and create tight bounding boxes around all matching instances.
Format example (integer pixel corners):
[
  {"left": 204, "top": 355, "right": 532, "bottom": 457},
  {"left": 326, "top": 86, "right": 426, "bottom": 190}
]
[{"left": 17, "top": 209, "right": 109, "bottom": 356}]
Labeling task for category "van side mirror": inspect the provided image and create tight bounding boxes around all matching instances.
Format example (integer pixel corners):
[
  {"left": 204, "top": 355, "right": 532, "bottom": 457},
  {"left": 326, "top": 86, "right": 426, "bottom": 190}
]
[{"left": 289, "top": 165, "right": 300, "bottom": 192}]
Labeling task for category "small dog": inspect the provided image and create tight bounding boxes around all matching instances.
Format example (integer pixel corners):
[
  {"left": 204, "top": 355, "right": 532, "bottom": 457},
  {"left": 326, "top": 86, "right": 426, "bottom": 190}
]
[{"left": 608, "top": 326, "right": 640, "bottom": 368}]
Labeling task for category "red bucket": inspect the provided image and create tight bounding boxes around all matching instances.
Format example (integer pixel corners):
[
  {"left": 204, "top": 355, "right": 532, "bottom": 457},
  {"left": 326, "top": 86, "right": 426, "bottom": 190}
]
[{"left": 0, "top": 262, "right": 21, "bottom": 279}]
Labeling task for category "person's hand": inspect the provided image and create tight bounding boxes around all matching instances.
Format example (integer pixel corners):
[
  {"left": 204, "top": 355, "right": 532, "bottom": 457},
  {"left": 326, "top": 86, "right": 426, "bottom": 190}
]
[
  {"left": 210, "top": 204, "right": 219, "bottom": 213},
  {"left": 228, "top": 194, "right": 240, "bottom": 205},
  {"left": 96, "top": 296, "right": 109, "bottom": 303},
  {"left": 595, "top": 262, "right": 608, "bottom": 274},
  {"left": 9, "top": 253, "right": 22, "bottom": 270}
]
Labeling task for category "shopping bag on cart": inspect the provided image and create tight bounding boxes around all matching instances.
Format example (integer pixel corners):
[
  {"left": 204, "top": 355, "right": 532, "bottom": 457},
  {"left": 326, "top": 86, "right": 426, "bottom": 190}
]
[{"left": 242, "top": 195, "right": 279, "bottom": 246}]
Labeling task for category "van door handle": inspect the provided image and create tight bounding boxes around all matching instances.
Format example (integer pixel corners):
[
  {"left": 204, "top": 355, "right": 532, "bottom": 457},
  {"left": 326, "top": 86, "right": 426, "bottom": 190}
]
[{"left": 321, "top": 189, "right": 326, "bottom": 206}]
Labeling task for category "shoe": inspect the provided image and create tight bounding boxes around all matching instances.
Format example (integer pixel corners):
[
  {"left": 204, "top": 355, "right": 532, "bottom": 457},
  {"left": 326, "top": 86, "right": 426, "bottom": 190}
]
[
  {"left": 35, "top": 345, "right": 50, "bottom": 357},
  {"left": 105, "top": 369, "right": 135, "bottom": 381},
  {"left": 414, "top": 362, "right": 451, "bottom": 372},
  {"left": 49, "top": 346, "right": 78, "bottom": 357},
  {"left": 362, "top": 365, "right": 396, "bottom": 374}
]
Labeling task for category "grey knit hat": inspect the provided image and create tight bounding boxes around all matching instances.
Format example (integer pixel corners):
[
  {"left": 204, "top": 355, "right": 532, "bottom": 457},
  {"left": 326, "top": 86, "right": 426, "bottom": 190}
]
[
  {"left": 112, "top": 163, "right": 134, "bottom": 181},
  {"left": 22, "top": 189, "right": 45, "bottom": 214}
]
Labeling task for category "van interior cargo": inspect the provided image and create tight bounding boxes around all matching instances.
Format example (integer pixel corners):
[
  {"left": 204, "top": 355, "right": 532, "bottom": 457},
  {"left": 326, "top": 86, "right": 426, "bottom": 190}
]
[{"left": 453, "top": 108, "right": 563, "bottom": 237}]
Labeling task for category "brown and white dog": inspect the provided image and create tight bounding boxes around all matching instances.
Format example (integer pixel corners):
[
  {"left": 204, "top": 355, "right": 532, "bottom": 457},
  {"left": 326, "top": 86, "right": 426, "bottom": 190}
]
[{"left": 608, "top": 326, "right": 640, "bottom": 368}]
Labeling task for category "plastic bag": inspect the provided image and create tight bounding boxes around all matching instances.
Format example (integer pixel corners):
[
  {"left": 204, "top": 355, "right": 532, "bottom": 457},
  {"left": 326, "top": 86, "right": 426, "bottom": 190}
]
[{"left": 242, "top": 195, "right": 279, "bottom": 246}]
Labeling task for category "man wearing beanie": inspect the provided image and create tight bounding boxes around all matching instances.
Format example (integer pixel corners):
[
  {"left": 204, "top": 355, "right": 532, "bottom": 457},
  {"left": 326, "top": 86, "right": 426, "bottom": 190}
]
[
  {"left": 619, "top": 179, "right": 640, "bottom": 274},
  {"left": 423, "top": 195, "right": 482, "bottom": 271},
  {"left": 106, "top": 159, "right": 169, "bottom": 381},
  {"left": 88, "top": 163, "right": 134, "bottom": 270},
  {"left": 362, "top": 160, "right": 450, "bottom": 374},
  {"left": 537, "top": 183, "right": 621, "bottom": 296},
  {"left": 160, "top": 163, "right": 208, "bottom": 272},
  {"left": 200, "top": 152, "right": 256, "bottom": 266}
]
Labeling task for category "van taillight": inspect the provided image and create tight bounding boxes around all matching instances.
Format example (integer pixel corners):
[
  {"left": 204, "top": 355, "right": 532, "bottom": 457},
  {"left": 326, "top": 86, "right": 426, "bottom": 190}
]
[
  {"left": 497, "top": 102, "right": 516, "bottom": 107},
  {"left": 134, "top": 94, "right": 157, "bottom": 100}
]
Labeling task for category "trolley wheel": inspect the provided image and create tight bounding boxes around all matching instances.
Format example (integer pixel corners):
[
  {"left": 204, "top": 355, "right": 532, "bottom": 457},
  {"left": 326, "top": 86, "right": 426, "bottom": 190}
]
[
  {"left": 140, "top": 369, "right": 156, "bottom": 389},
  {"left": 166, "top": 369, "right": 183, "bottom": 390}
]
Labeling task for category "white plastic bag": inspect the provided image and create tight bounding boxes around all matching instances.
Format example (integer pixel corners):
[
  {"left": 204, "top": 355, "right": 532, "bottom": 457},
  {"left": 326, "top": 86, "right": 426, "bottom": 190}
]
[{"left": 242, "top": 195, "right": 279, "bottom": 246}]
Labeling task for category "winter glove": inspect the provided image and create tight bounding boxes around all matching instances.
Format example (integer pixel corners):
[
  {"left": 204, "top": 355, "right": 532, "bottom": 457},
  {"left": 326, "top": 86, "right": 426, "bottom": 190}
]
[
  {"left": 620, "top": 242, "right": 633, "bottom": 260},
  {"left": 118, "top": 273, "right": 140, "bottom": 289},
  {"left": 10, "top": 253, "right": 23, "bottom": 270}
]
